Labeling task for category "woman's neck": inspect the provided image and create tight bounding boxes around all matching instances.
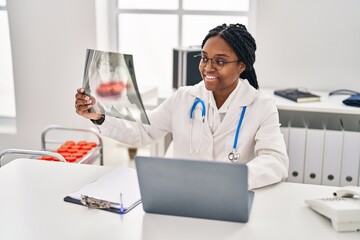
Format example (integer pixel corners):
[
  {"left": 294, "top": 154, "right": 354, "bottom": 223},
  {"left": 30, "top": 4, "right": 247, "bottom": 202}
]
[
  {"left": 213, "top": 81, "right": 239, "bottom": 109},
  {"left": 213, "top": 94, "right": 228, "bottom": 109}
]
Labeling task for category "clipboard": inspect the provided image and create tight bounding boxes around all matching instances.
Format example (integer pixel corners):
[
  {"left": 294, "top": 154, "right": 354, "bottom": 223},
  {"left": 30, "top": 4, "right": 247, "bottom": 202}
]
[{"left": 64, "top": 166, "right": 142, "bottom": 214}]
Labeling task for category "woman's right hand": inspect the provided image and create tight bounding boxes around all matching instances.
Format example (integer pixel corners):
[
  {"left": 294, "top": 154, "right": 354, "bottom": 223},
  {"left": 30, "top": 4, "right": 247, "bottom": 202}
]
[{"left": 75, "top": 88, "right": 102, "bottom": 120}]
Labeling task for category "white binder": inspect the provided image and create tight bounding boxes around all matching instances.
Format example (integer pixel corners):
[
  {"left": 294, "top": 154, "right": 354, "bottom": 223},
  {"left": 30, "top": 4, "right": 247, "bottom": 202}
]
[
  {"left": 280, "top": 125, "right": 290, "bottom": 153},
  {"left": 322, "top": 129, "right": 343, "bottom": 186},
  {"left": 287, "top": 127, "right": 307, "bottom": 183},
  {"left": 304, "top": 128, "right": 325, "bottom": 185},
  {"left": 340, "top": 131, "right": 360, "bottom": 187}
]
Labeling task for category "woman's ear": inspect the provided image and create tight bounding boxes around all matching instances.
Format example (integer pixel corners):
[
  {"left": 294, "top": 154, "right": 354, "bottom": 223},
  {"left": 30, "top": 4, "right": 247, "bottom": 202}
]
[{"left": 238, "top": 62, "right": 246, "bottom": 74}]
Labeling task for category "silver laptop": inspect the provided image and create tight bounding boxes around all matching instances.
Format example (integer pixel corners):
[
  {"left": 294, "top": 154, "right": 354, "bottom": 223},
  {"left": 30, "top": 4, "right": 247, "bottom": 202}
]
[{"left": 135, "top": 156, "right": 254, "bottom": 223}]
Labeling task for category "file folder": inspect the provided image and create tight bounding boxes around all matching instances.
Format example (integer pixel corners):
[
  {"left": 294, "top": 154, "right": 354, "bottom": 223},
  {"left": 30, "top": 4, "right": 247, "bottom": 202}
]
[
  {"left": 287, "top": 127, "right": 307, "bottom": 183},
  {"left": 64, "top": 166, "right": 141, "bottom": 214},
  {"left": 340, "top": 131, "right": 360, "bottom": 186},
  {"left": 280, "top": 125, "right": 290, "bottom": 153},
  {"left": 304, "top": 128, "right": 325, "bottom": 185},
  {"left": 322, "top": 130, "right": 343, "bottom": 186}
]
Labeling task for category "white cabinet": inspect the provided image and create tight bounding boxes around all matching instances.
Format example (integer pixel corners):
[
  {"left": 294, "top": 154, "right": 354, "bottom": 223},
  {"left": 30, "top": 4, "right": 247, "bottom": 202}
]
[{"left": 262, "top": 89, "right": 360, "bottom": 187}]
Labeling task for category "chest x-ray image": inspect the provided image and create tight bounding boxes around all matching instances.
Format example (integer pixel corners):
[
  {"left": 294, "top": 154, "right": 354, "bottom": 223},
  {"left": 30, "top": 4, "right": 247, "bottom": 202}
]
[{"left": 82, "top": 49, "right": 150, "bottom": 124}]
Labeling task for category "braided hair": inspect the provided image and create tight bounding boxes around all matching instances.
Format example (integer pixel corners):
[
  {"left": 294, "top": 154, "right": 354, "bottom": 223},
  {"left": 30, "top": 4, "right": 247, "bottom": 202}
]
[{"left": 201, "top": 23, "right": 259, "bottom": 89}]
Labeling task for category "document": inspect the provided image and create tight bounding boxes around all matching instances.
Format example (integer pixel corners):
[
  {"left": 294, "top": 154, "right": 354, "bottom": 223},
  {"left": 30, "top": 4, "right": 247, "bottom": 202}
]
[
  {"left": 64, "top": 166, "right": 141, "bottom": 214},
  {"left": 82, "top": 49, "right": 150, "bottom": 124}
]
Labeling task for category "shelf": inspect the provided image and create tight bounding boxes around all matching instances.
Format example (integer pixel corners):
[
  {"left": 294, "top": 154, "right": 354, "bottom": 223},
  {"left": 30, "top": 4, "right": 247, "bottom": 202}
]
[{"left": 261, "top": 88, "right": 360, "bottom": 115}]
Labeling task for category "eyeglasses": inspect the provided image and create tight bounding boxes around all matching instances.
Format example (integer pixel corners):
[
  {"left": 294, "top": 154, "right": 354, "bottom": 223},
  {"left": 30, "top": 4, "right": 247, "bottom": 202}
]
[{"left": 194, "top": 54, "right": 240, "bottom": 71}]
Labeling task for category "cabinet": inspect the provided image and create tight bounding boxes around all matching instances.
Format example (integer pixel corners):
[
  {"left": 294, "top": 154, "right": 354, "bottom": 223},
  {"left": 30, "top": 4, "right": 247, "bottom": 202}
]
[{"left": 261, "top": 89, "right": 360, "bottom": 187}]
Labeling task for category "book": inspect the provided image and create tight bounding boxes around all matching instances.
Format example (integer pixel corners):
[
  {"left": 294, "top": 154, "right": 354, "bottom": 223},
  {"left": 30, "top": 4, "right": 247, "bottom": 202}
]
[
  {"left": 274, "top": 88, "right": 321, "bottom": 103},
  {"left": 82, "top": 49, "right": 150, "bottom": 124},
  {"left": 64, "top": 166, "right": 142, "bottom": 214}
]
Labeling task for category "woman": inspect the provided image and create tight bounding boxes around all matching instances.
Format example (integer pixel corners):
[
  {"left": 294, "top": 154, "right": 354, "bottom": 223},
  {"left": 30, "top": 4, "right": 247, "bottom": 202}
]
[{"left": 75, "top": 23, "right": 289, "bottom": 190}]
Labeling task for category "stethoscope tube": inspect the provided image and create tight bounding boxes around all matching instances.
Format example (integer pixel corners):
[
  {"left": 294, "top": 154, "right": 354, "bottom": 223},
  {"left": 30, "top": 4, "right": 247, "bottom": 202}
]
[
  {"left": 228, "top": 106, "right": 247, "bottom": 162},
  {"left": 189, "top": 97, "right": 247, "bottom": 162},
  {"left": 190, "top": 98, "right": 206, "bottom": 154},
  {"left": 190, "top": 98, "right": 206, "bottom": 119}
]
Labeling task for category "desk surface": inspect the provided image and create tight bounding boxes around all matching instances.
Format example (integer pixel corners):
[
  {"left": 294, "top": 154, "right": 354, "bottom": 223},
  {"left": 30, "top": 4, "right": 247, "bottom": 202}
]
[
  {"left": 0, "top": 159, "right": 359, "bottom": 240},
  {"left": 261, "top": 88, "right": 360, "bottom": 115}
]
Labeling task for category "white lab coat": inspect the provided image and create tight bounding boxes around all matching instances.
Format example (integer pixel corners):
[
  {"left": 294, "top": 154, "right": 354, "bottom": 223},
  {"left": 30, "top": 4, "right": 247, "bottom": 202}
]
[{"left": 97, "top": 80, "right": 289, "bottom": 190}]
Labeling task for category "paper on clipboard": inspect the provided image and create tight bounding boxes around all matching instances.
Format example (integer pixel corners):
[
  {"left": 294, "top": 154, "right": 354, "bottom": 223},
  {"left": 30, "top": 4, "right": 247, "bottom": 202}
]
[{"left": 64, "top": 166, "right": 141, "bottom": 214}]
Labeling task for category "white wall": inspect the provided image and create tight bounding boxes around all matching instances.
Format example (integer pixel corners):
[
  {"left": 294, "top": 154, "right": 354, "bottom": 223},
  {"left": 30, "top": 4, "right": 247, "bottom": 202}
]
[
  {"left": 0, "top": 0, "right": 96, "bottom": 151},
  {"left": 2, "top": 0, "right": 359, "bottom": 153},
  {"left": 255, "top": 0, "right": 360, "bottom": 91}
]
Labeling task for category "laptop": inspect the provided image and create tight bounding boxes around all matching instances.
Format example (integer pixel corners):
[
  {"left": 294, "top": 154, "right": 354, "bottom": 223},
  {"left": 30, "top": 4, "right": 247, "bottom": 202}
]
[{"left": 135, "top": 156, "right": 255, "bottom": 223}]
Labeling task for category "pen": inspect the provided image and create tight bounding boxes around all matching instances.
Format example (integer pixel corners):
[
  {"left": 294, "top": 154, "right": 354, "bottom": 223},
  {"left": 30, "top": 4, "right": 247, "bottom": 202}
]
[{"left": 120, "top": 192, "right": 124, "bottom": 214}]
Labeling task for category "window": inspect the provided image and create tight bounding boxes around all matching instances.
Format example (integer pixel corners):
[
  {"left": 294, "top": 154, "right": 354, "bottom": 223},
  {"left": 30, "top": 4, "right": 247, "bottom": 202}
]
[
  {"left": 116, "top": 0, "right": 255, "bottom": 96},
  {"left": 0, "top": 0, "right": 16, "bottom": 133}
]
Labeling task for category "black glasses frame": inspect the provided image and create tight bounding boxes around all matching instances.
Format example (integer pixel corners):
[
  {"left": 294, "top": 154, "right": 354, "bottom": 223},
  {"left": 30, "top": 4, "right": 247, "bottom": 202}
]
[{"left": 194, "top": 54, "right": 240, "bottom": 70}]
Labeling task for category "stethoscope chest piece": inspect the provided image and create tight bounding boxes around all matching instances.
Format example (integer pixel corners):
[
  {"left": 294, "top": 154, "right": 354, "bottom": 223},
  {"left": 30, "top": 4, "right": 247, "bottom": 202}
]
[{"left": 228, "top": 150, "right": 240, "bottom": 163}]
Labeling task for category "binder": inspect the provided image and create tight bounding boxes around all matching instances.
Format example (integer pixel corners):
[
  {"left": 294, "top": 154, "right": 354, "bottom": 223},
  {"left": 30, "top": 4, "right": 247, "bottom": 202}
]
[
  {"left": 321, "top": 129, "right": 343, "bottom": 186},
  {"left": 340, "top": 131, "right": 360, "bottom": 186},
  {"left": 64, "top": 166, "right": 141, "bottom": 214},
  {"left": 280, "top": 125, "right": 290, "bottom": 153},
  {"left": 359, "top": 163, "right": 360, "bottom": 187},
  {"left": 304, "top": 128, "right": 325, "bottom": 185},
  {"left": 287, "top": 127, "right": 307, "bottom": 183}
]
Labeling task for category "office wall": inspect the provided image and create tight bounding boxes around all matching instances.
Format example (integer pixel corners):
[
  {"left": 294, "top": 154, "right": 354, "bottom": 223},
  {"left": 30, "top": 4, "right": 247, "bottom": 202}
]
[
  {"left": 0, "top": 0, "right": 96, "bottom": 152},
  {"left": 255, "top": 0, "right": 360, "bottom": 91},
  {"left": 2, "top": 0, "right": 359, "bottom": 153}
]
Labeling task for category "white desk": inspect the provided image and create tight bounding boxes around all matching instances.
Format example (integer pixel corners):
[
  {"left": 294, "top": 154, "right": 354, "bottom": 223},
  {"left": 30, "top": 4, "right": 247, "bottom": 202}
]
[
  {"left": 261, "top": 88, "right": 360, "bottom": 115},
  {"left": 0, "top": 159, "right": 359, "bottom": 240}
]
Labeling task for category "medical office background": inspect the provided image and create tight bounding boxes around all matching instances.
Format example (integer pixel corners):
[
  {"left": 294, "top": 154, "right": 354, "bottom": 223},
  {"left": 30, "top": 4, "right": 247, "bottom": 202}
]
[{"left": 0, "top": 0, "right": 359, "bottom": 167}]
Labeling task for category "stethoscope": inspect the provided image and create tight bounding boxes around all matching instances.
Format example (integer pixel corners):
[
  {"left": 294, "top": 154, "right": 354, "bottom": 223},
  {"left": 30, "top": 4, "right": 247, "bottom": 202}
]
[{"left": 189, "top": 97, "right": 247, "bottom": 163}]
